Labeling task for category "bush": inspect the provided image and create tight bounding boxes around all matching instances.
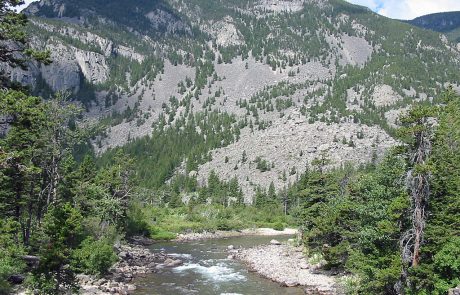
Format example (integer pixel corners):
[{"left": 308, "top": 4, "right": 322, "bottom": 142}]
[
  {"left": 216, "top": 219, "right": 232, "bottom": 231},
  {"left": 126, "top": 205, "right": 150, "bottom": 237},
  {"left": 72, "top": 238, "right": 118, "bottom": 276},
  {"left": 0, "top": 220, "right": 25, "bottom": 295},
  {"left": 149, "top": 227, "right": 176, "bottom": 240},
  {"left": 432, "top": 238, "right": 460, "bottom": 294},
  {"left": 272, "top": 222, "right": 285, "bottom": 231}
]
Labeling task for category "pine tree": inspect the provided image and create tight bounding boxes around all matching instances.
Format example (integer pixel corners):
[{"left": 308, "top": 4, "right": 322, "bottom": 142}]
[
  {"left": 411, "top": 88, "right": 460, "bottom": 293},
  {"left": 397, "top": 103, "right": 437, "bottom": 289}
]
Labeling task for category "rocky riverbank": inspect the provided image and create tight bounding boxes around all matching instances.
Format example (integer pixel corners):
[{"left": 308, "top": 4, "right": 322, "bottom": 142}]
[
  {"left": 78, "top": 242, "right": 185, "bottom": 295},
  {"left": 235, "top": 242, "right": 340, "bottom": 295},
  {"left": 174, "top": 227, "right": 298, "bottom": 242}
]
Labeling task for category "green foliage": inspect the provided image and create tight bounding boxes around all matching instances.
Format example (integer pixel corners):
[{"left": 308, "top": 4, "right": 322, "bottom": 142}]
[
  {"left": 0, "top": 219, "right": 25, "bottom": 295},
  {"left": 125, "top": 204, "right": 151, "bottom": 237},
  {"left": 30, "top": 203, "right": 84, "bottom": 294},
  {"left": 132, "top": 203, "right": 293, "bottom": 235},
  {"left": 149, "top": 228, "right": 176, "bottom": 241},
  {"left": 72, "top": 238, "right": 118, "bottom": 276},
  {"left": 290, "top": 89, "right": 460, "bottom": 294},
  {"left": 99, "top": 110, "right": 239, "bottom": 189},
  {"left": 409, "top": 88, "right": 460, "bottom": 294},
  {"left": 431, "top": 238, "right": 460, "bottom": 294},
  {"left": 272, "top": 222, "right": 284, "bottom": 231}
]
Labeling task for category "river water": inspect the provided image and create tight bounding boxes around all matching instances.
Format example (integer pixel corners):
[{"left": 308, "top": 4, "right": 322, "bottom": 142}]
[{"left": 132, "top": 235, "right": 304, "bottom": 295}]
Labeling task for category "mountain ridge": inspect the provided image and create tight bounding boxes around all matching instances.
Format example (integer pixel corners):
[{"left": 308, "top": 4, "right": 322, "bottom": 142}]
[
  {"left": 7, "top": 0, "right": 460, "bottom": 200},
  {"left": 406, "top": 11, "right": 460, "bottom": 43}
]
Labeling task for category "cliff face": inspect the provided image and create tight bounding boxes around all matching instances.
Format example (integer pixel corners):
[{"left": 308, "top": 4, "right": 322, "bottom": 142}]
[{"left": 7, "top": 0, "right": 460, "bottom": 198}]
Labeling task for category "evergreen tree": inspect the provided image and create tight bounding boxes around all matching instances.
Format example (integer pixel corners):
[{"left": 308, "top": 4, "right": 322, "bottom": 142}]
[{"left": 411, "top": 88, "right": 460, "bottom": 293}]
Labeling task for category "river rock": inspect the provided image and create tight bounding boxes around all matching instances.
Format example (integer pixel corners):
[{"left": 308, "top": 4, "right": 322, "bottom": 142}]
[
  {"left": 96, "top": 278, "right": 107, "bottom": 286},
  {"left": 237, "top": 244, "right": 337, "bottom": 294},
  {"left": 129, "top": 235, "right": 155, "bottom": 246},
  {"left": 270, "top": 239, "right": 282, "bottom": 245},
  {"left": 228, "top": 245, "right": 235, "bottom": 250},
  {"left": 8, "top": 274, "right": 25, "bottom": 284},
  {"left": 163, "top": 258, "right": 183, "bottom": 267},
  {"left": 284, "top": 280, "right": 300, "bottom": 287},
  {"left": 300, "top": 261, "right": 310, "bottom": 269}
]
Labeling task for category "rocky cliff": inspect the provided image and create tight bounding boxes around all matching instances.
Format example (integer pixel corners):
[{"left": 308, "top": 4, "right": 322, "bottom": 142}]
[{"left": 8, "top": 0, "right": 460, "bottom": 200}]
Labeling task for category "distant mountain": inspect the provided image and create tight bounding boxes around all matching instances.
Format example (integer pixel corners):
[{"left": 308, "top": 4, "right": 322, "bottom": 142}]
[
  {"left": 4, "top": 0, "right": 459, "bottom": 200},
  {"left": 406, "top": 11, "right": 460, "bottom": 43}
]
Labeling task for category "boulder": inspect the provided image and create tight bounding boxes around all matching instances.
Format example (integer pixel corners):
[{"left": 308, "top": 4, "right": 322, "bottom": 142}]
[
  {"left": 283, "top": 280, "right": 300, "bottom": 287},
  {"left": 95, "top": 278, "right": 107, "bottom": 286},
  {"left": 227, "top": 245, "right": 235, "bottom": 250},
  {"left": 22, "top": 255, "right": 40, "bottom": 267},
  {"left": 8, "top": 274, "right": 25, "bottom": 284},
  {"left": 119, "top": 251, "right": 132, "bottom": 260},
  {"left": 299, "top": 261, "right": 310, "bottom": 269},
  {"left": 163, "top": 258, "right": 183, "bottom": 267},
  {"left": 129, "top": 236, "right": 154, "bottom": 246},
  {"left": 270, "top": 239, "right": 282, "bottom": 245}
]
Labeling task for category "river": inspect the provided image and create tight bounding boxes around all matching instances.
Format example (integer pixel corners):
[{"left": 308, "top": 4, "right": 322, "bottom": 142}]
[{"left": 132, "top": 235, "right": 303, "bottom": 295}]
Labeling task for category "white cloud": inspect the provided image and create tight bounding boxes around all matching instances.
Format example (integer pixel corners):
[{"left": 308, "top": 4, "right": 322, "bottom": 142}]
[
  {"left": 345, "top": 0, "right": 381, "bottom": 11},
  {"left": 16, "top": 0, "right": 38, "bottom": 12},
  {"left": 346, "top": 0, "right": 460, "bottom": 20}
]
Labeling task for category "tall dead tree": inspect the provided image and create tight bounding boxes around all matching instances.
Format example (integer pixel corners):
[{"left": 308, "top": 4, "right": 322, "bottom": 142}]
[{"left": 397, "top": 105, "right": 437, "bottom": 292}]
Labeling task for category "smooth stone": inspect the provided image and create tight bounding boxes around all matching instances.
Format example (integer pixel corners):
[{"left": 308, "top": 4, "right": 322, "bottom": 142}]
[
  {"left": 270, "top": 239, "right": 282, "bottom": 245},
  {"left": 163, "top": 258, "right": 183, "bottom": 267}
]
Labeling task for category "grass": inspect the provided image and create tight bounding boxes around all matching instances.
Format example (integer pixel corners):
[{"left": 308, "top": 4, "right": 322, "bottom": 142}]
[{"left": 129, "top": 203, "right": 295, "bottom": 240}]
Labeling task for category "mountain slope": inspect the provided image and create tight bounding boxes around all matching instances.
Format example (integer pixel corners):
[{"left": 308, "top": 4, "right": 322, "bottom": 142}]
[
  {"left": 8, "top": 0, "right": 460, "bottom": 200},
  {"left": 407, "top": 11, "right": 460, "bottom": 43}
]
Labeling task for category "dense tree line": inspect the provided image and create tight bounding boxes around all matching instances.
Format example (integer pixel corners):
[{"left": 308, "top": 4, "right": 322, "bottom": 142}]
[
  {"left": 287, "top": 88, "right": 460, "bottom": 294},
  {"left": 0, "top": 3, "right": 140, "bottom": 293}
]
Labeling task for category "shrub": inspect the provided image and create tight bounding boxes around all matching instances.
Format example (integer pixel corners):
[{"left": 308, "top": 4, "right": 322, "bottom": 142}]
[
  {"left": 149, "top": 227, "right": 176, "bottom": 240},
  {"left": 216, "top": 219, "right": 232, "bottom": 231},
  {"left": 432, "top": 238, "right": 460, "bottom": 294},
  {"left": 272, "top": 222, "right": 285, "bottom": 231},
  {"left": 72, "top": 238, "right": 118, "bottom": 276},
  {"left": 0, "top": 220, "right": 25, "bottom": 295},
  {"left": 126, "top": 205, "right": 150, "bottom": 237}
]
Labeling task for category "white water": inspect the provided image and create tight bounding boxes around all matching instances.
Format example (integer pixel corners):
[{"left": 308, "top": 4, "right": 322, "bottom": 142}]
[
  {"left": 173, "top": 259, "right": 247, "bottom": 283},
  {"left": 133, "top": 235, "right": 303, "bottom": 295}
]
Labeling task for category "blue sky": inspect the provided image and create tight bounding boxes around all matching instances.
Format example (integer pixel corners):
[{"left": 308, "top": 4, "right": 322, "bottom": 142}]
[
  {"left": 345, "top": 0, "right": 460, "bottom": 19},
  {"left": 17, "top": 0, "right": 460, "bottom": 20}
]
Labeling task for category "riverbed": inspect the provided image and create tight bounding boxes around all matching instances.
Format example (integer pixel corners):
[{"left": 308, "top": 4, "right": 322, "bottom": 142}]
[{"left": 132, "top": 235, "right": 303, "bottom": 295}]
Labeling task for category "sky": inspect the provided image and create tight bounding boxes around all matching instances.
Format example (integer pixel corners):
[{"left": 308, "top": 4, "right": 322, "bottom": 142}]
[
  {"left": 345, "top": 0, "right": 460, "bottom": 20},
  {"left": 16, "top": 0, "right": 37, "bottom": 11},
  {"left": 16, "top": 0, "right": 460, "bottom": 20}
]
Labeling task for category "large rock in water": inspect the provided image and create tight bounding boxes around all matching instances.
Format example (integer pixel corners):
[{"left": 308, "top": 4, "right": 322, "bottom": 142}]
[
  {"left": 163, "top": 258, "right": 183, "bottom": 267},
  {"left": 270, "top": 239, "right": 281, "bottom": 245}
]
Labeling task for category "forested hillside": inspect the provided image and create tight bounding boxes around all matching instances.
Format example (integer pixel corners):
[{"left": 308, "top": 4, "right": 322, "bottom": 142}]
[
  {"left": 407, "top": 11, "right": 460, "bottom": 43},
  {"left": 1, "top": 0, "right": 460, "bottom": 294},
  {"left": 9, "top": 0, "right": 459, "bottom": 200}
]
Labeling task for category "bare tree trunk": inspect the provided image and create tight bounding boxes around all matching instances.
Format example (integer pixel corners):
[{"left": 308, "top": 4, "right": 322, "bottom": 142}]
[{"left": 399, "top": 124, "right": 432, "bottom": 293}]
